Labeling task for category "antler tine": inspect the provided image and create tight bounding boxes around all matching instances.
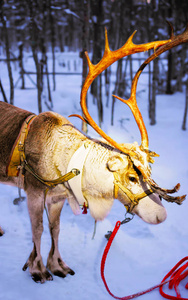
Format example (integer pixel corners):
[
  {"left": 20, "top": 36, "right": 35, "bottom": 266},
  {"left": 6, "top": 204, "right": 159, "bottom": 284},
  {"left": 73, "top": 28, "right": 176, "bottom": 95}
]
[
  {"left": 139, "top": 22, "right": 188, "bottom": 67},
  {"left": 113, "top": 59, "right": 150, "bottom": 149},
  {"left": 113, "top": 84, "right": 149, "bottom": 149},
  {"left": 114, "top": 23, "right": 188, "bottom": 151},
  {"left": 72, "top": 28, "right": 171, "bottom": 156}
]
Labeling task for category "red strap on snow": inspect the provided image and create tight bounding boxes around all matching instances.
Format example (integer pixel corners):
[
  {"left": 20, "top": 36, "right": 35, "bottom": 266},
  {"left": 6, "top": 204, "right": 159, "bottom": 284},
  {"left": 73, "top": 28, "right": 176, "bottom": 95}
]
[
  {"left": 101, "top": 221, "right": 188, "bottom": 300},
  {"left": 160, "top": 256, "right": 188, "bottom": 299}
]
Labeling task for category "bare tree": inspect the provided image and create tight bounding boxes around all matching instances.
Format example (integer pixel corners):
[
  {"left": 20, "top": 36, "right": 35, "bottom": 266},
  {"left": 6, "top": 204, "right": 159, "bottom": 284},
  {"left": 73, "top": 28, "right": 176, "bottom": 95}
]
[
  {"left": 18, "top": 43, "right": 25, "bottom": 89},
  {"left": 0, "top": 79, "right": 8, "bottom": 103},
  {"left": 81, "top": 0, "right": 89, "bottom": 133},
  {"left": 148, "top": 0, "right": 160, "bottom": 125},
  {"left": 26, "top": 0, "right": 43, "bottom": 113},
  {"left": 1, "top": 0, "right": 188, "bottom": 131},
  {"left": 111, "top": 0, "right": 131, "bottom": 125},
  {"left": 90, "top": 0, "right": 104, "bottom": 127},
  {"left": 182, "top": 79, "right": 188, "bottom": 130},
  {"left": 48, "top": 0, "right": 56, "bottom": 91},
  {"left": 0, "top": 0, "right": 14, "bottom": 104}
]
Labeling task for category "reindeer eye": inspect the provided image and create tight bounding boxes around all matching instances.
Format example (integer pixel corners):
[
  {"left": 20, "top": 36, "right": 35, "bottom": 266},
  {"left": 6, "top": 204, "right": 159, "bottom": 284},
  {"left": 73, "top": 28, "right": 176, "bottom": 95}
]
[{"left": 129, "top": 175, "right": 137, "bottom": 183}]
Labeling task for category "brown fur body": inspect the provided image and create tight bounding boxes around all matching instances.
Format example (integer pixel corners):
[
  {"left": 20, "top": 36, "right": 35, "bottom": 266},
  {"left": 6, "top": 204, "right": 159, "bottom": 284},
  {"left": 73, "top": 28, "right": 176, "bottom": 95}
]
[{"left": 0, "top": 101, "right": 166, "bottom": 283}]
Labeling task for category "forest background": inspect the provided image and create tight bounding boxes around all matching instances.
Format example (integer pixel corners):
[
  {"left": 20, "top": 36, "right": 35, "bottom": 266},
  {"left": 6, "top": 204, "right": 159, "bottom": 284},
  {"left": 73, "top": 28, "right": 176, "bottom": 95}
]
[{"left": 0, "top": 0, "right": 188, "bottom": 130}]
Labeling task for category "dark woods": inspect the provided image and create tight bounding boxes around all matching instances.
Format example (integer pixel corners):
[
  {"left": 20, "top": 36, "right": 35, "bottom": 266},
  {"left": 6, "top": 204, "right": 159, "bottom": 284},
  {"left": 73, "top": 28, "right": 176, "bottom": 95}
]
[{"left": 0, "top": 0, "right": 188, "bottom": 129}]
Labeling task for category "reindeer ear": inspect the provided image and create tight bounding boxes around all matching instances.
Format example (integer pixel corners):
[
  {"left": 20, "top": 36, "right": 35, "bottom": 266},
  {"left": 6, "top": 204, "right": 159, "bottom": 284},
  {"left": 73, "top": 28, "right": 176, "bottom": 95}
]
[{"left": 107, "top": 156, "right": 128, "bottom": 172}]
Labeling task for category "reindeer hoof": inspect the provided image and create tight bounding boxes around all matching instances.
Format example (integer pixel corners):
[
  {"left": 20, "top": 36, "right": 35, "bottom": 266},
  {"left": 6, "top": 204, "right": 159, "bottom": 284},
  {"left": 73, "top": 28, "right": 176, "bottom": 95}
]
[
  {"left": 53, "top": 268, "right": 75, "bottom": 278},
  {"left": 47, "top": 256, "right": 75, "bottom": 278},
  {"left": 13, "top": 196, "right": 25, "bottom": 205},
  {"left": 0, "top": 227, "right": 4, "bottom": 236},
  {"left": 32, "top": 273, "right": 45, "bottom": 283},
  {"left": 22, "top": 255, "right": 53, "bottom": 283},
  {"left": 31, "top": 270, "right": 53, "bottom": 283},
  {"left": 53, "top": 270, "right": 66, "bottom": 278},
  {"left": 68, "top": 269, "right": 75, "bottom": 276}
]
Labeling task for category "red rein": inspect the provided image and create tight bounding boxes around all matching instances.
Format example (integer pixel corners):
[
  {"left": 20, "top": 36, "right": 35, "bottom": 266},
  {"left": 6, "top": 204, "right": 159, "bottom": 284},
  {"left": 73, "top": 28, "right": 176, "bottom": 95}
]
[{"left": 101, "top": 221, "right": 188, "bottom": 300}]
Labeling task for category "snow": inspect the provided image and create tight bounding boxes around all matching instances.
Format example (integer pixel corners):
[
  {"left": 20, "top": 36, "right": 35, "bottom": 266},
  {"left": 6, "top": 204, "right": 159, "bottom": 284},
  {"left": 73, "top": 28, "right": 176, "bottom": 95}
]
[
  {"left": 0, "top": 52, "right": 188, "bottom": 300},
  {"left": 64, "top": 9, "right": 81, "bottom": 21}
]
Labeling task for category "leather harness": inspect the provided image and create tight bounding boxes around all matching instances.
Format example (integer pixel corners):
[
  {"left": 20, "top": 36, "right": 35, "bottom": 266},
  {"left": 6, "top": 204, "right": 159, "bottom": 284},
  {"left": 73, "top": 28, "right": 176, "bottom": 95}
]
[
  {"left": 7, "top": 114, "right": 36, "bottom": 177},
  {"left": 6, "top": 115, "right": 79, "bottom": 188}
]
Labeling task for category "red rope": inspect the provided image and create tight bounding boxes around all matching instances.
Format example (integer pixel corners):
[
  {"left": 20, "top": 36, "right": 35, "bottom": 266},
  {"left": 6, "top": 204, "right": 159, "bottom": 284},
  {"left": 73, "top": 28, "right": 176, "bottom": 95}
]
[
  {"left": 159, "top": 257, "right": 188, "bottom": 299},
  {"left": 101, "top": 221, "right": 188, "bottom": 300}
]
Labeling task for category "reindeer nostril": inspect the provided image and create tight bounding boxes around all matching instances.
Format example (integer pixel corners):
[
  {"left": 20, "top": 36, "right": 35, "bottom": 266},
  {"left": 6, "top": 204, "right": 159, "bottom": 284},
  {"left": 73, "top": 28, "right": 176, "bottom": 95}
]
[
  {"left": 156, "top": 216, "right": 161, "bottom": 224},
  {"left": 156, "top": 209, "right": 167, "bottom": 224}
]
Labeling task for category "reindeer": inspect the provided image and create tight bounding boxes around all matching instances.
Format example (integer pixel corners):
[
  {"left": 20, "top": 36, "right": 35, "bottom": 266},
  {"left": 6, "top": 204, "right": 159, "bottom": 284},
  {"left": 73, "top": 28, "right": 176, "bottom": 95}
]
[{"left": 0, "top": 24, "right": 187, "bottom": 283}]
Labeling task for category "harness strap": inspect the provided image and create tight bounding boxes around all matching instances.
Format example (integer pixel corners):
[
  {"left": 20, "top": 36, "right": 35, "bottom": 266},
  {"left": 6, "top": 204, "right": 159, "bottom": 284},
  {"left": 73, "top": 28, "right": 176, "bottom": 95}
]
[
  {"left": 67, "top": 143, "right": 92, "bottom": 208},
  {"left": 7, "top": 114, "right": 36, "bottom": 176},
  {"left": 113, "top": 172, "right": 153, "bottom": 212},
  {"left": 23, "top": 160, "right": 80, "bottom": 188},
  {"left": 7, "top": 113, "right": 80, "bottom": 191}
]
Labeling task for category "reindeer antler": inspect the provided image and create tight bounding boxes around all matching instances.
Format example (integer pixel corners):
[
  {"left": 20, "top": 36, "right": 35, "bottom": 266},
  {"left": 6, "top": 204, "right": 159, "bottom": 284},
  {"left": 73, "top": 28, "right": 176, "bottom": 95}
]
[
  {"left": 70, "top": 28, "right": 171, "bottom": 156},
  {"left": 113, "top": 22, "right": 188, "bottom": 150},
  {"left": 71, "top": 24, "right": 188, "bottom": 158},
  {"left": 70, "top": 24, "right": 188, "bottom": 205}
]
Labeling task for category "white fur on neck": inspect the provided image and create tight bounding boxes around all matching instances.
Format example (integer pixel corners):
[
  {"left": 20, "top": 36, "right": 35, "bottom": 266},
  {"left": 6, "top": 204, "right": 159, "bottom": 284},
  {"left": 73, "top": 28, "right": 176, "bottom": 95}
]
[{"left": 67, "top": 143, "right": 92, "bottom": 206}]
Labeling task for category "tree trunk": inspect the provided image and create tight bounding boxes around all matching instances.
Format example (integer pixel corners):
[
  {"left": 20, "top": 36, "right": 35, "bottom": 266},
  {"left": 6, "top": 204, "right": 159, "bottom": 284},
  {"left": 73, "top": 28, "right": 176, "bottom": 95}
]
[
  {"left": 182, "top": 80, "right": 188, "bottom": 130},
  {"left": 105, "top": 67, "right": 111, "bottom": 108},
  {"left": 165, "top": 50, "right": 173, "bottom": 94},
  {"left": 97, "top": 75, "right": 103, "bottom": 127},
  {"left": 41, "top": 0, "right": 52, "bottom": 109},
  {"left": 148, "top": 51, "right": 152, "bottom": 120},
  {"left": 148, "top": 0, "right": 159, "bottom": 125},
  {"left": 0, "top": 79, "right": 8, "bottom": 103},
  {"left": 176, "top": 48, "right": 186, "bottom": 92},
  {"left": 57, "top": 25, "right": 64, "bottom": 52},
  {"left": 111, "top": 59, "right": 122, "bottom": 126},
  {"left": 26, "top": 0, "right": 42, "bottom": 113},
  {"left": 165, "top": 0, "right": 173, "bottom": 95},
  {"left": 111, "top": 0, "right": 127, "bottom": 126},
  {"left": 146, "top": 2, "right": 152, "bottom": 121},
  {"left": 0, "top": 3, "right": 14, "bottom": 104},
  {"left": 45, "top": 59, "right": 52, "bottom": 108},
  {"left": 81, "top": 0, "right": 89, "bottom": 133},
  {"left": 48, "top": 0, "right": 56, "bottom": 91},
  {"left": 35, "top": 54, "right": 43, "bottom": 113},
  {"left": 150, "top": 59, "right": 158, "bottom": 125},
  {"left": 91, "top": 0, "right": 103, "bottom": 127},
  {"left": 18, "top": 43, "right": 25, "bottom": 89}
]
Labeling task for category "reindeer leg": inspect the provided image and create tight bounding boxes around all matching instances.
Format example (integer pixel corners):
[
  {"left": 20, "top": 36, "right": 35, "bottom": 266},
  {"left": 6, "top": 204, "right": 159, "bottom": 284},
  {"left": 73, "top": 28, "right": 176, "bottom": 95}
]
[
  {"left": 47, "top": 196, "right": 75, "bottom": 278},
  {"left": 23, "top": 188, "right": 52, "bottom": 283}
]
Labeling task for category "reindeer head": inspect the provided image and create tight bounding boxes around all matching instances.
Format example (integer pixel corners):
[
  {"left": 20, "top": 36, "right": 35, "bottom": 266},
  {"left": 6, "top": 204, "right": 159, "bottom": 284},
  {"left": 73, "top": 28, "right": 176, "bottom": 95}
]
[{"left": 71, "top": 23, "right": 187, "bottom": 224}]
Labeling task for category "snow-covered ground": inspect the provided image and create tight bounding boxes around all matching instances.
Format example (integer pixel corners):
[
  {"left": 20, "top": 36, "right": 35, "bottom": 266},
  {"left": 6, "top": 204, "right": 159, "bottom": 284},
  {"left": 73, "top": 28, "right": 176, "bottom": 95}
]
[{"left": 0, "top": 52, "right": 188, "bottom": 300}]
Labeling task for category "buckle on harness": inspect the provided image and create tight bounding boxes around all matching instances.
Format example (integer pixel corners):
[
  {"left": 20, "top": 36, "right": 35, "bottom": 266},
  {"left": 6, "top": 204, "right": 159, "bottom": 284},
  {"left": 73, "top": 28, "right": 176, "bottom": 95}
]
[
  {"left": 121, "top": 211, "right": 135, "bottom": 225},
  {"left": 18, "top": 143, "right": 24, "bottom": 152}
]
